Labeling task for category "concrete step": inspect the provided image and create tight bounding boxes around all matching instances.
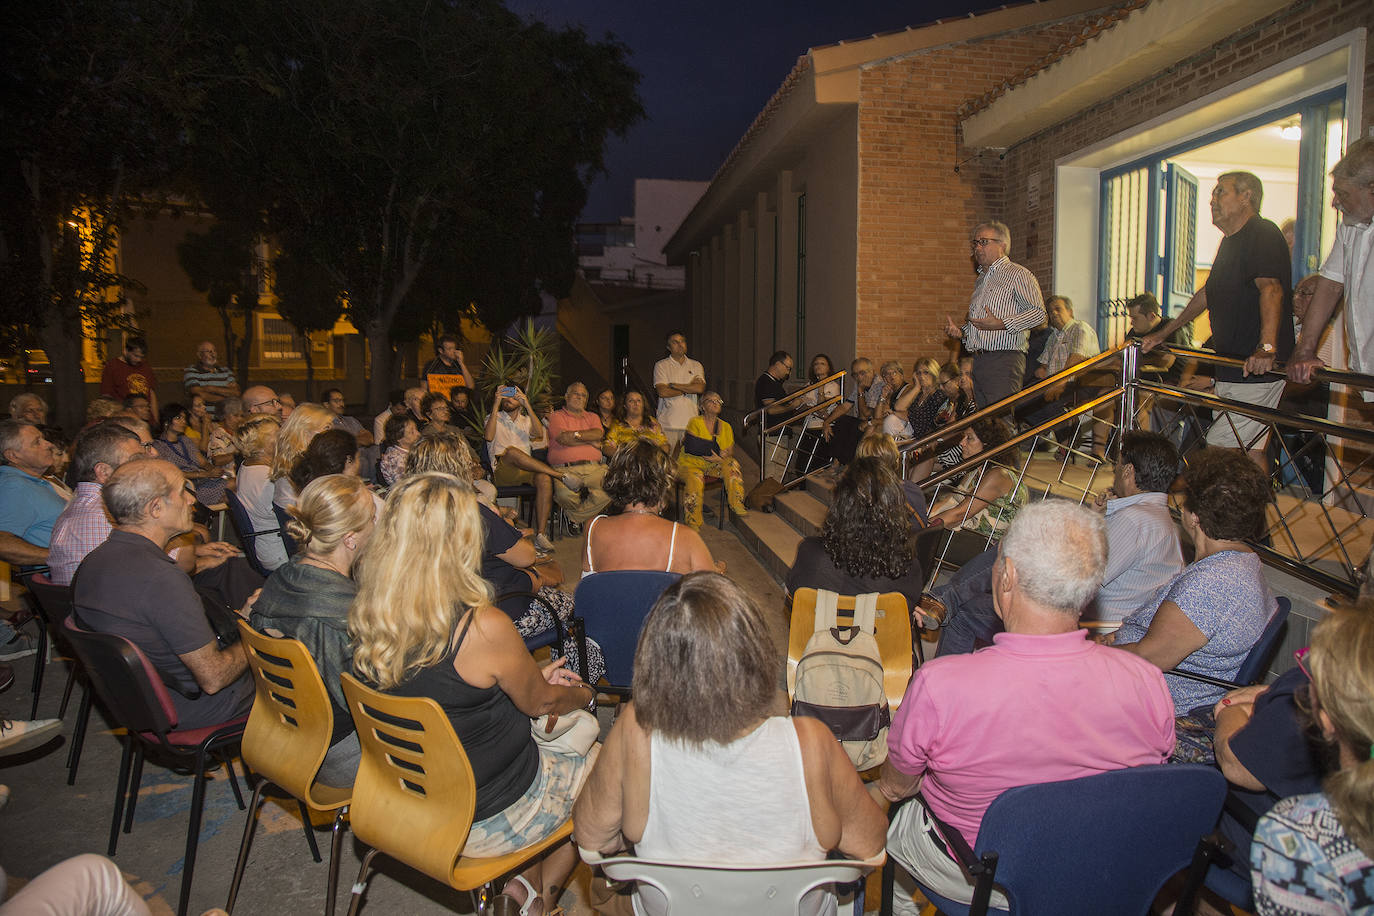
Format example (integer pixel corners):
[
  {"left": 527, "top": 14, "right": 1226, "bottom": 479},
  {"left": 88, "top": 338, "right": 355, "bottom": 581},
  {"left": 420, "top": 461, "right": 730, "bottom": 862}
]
[
  {"left": 774, "top": 490, "right": 828, "bottom": 539},
  {"left": 734, "top": 510, "right": 803, "bottom": 584}
]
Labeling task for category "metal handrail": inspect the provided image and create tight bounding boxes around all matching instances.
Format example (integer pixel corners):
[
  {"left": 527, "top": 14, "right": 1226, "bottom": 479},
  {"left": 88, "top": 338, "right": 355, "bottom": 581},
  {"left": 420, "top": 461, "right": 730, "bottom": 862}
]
[{"left": 752, "top": 370, "right": 847, "bottom": 483}]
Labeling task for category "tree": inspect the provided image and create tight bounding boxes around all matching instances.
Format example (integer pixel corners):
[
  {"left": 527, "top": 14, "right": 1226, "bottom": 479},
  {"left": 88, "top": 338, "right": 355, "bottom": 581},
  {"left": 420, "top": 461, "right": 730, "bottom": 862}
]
[
  {"left": 191, "top": 0, "right": 643, "bottom": 411},
  {"left": 0, "top": 0, "right": 210, "bottom": 432},
  {"left": 176, "top": 219, "right": 265, "bottom": 388},
  {"left": 273, "top": 249, "right": 343, "bottom": 400}
]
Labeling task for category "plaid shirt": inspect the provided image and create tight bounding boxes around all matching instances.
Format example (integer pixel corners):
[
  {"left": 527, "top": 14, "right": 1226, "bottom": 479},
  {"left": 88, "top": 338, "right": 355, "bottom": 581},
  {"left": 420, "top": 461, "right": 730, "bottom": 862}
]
[{"left": 48, "top": 482, "right": 113, "bottom": 586}]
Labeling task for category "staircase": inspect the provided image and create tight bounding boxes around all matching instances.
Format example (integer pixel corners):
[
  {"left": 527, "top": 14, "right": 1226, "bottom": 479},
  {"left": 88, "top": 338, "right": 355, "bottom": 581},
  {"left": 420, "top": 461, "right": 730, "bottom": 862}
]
[{"left": 729, "top": 445, "right": 833, "bottom": 586}]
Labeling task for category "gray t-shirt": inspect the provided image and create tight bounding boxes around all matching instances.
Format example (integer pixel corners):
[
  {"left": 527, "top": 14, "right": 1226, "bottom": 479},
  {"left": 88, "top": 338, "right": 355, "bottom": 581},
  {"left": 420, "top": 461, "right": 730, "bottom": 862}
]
[{"left": 72, "top": 529, "right": 252, "bottom": 729}]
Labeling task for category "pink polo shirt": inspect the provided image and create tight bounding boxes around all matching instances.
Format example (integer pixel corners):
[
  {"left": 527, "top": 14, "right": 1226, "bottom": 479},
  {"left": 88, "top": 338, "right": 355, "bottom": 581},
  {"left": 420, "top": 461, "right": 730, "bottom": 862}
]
[
  {"left": 887, "top": 629, "right": 1175, "bottom": 847},
  {"left": 547, "top": 408, "right": 604, "bottom": 465}
]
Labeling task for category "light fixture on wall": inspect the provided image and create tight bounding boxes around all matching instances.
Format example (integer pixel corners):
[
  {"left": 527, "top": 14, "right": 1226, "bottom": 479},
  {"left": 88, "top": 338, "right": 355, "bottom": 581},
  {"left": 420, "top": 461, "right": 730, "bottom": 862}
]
[{"left": 1279, "top": 125, "right": 1302, "bottom": 141}]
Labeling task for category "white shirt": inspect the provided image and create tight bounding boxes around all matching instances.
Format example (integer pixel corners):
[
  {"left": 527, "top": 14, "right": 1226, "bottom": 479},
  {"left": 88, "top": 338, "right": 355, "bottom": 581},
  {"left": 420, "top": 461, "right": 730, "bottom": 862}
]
[
  {"left": 237, "top": 464, "right": 288, "bottom": 571},
  {"left": 1319, "top": 217, "right": 1374, "bottom": 389},
  {"left": 1094, "top": 490, "right": 1184, "bottom": 623},
  {"left": 652, "top": 355, "right": 704, "bottom": 431},
  {"left": 488, "top": 409, "right": 536, "bottom": 462}
]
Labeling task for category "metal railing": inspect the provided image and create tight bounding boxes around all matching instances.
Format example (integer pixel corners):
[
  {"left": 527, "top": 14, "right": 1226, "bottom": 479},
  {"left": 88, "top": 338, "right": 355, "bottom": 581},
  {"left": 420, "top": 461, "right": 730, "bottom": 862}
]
[
  {"left": 898, "top": 342, "right": 1374, "bottom": 597},
  {"left": 746, "top": 370, "right": 846, "bottom": 490}
]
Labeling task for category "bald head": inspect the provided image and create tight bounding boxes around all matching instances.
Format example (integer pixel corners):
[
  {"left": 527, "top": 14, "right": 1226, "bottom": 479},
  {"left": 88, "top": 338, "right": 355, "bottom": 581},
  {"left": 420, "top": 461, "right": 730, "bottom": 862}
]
[
  {"left": 242, "top": 385, "right": 281, "bottom": 418},
  {"left": 104, "top": 459, "right": 181, "bottom": 526}
]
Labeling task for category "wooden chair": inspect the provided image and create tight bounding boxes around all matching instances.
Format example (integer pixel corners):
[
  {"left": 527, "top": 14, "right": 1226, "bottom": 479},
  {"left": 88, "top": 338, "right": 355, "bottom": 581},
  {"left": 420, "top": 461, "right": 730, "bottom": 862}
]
[
  {"left": 339, "top": 673, "right": 574, "bottom": 915},
  {"left": 786, "top": 588, "right": 914, "bottom": 713},
  {"left": 227, "top": 621, "right": 353, "bottom": 915}
]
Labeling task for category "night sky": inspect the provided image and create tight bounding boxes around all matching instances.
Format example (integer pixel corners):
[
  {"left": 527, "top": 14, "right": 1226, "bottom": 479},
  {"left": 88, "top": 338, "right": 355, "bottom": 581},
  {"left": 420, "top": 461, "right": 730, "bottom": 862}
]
[{"left": 508, "top": 1, "right": 1013, "bottom": 222}]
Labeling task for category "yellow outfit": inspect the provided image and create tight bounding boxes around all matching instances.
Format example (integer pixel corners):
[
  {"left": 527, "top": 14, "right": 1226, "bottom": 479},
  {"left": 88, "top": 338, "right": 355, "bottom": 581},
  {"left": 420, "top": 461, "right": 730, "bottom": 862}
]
[
  {"left": 605, "top": 419, "right": 668, "bottom": 454},
  {"left": 676, "top": 415, "right": 747, "bottom": 529}
]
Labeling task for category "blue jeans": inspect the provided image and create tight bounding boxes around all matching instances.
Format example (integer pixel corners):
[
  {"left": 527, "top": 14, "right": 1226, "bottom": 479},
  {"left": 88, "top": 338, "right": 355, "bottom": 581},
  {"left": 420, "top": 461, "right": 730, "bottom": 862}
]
[{"left": 932, "top": 545, "right": 1004, "bottom": 657}]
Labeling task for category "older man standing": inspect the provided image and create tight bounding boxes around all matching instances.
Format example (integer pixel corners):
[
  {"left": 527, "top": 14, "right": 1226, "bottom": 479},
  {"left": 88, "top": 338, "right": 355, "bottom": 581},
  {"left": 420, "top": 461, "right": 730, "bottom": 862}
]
[
  {"left": 546, "top": 382, "right": 612, "bottom": 531},
  {"left": 1290, "top": 139, "right": 1374, "bottom": 391},
  {"left": 71, "top": 460, "right": 254, "bottom": 729},
  {"left": 652, "top": 331, "right": 705, "bottom": 449},
  {"left": 1143, "top": 172, "right": 1293, "bottom": 469},
  {"left": 182, "top": 341, "right": 240, "bottom": 407},
  {"left": 876, "top": 500, "right": 1175, "bottom": 911},
  {"left": 944, "top": 221, "right": 1047, "bottom": 409}
]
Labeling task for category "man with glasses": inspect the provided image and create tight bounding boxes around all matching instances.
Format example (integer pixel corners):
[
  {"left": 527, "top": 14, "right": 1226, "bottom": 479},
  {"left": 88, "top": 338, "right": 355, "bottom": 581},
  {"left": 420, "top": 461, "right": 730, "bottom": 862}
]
[
  {"left": 754, "top": 350, "right": 795, "bottom": 418},
  {"left": 182, "top": 340, "right": 240, "bottom": 407},
  {"left": 944, "top": 221, "right": 1047, "bottom": 409},
  {"left": 826, "top": 357, "right": 882, "bottom": 464},
  {"left": 241, "top": 385, "right": 283, "bottom": 418}
]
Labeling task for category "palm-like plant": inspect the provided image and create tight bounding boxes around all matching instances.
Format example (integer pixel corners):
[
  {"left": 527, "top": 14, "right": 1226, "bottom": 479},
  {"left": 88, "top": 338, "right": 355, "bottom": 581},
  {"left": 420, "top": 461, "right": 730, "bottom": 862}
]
[{"left": 467, "top": 318, "right": 560, "bottom": 437}]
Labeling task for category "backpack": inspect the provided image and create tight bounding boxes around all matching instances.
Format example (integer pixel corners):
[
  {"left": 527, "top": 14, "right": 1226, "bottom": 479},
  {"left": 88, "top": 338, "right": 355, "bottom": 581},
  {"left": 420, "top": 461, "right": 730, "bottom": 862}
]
[{"left": 790, "top": 590, "right": 891, "bottom": 770}]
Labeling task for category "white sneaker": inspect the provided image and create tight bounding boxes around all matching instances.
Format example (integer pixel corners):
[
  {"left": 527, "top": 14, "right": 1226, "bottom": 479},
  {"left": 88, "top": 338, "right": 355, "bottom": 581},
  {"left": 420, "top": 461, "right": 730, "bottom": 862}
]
[
  {"left": 533, "top": 533, "right": 556, "bottom": 554},
  {"left": 0, "top": 634, "right": 37, "bottom": 661},
  {"left": 0, "top": 718, "right": 61, "bottom": 755}
]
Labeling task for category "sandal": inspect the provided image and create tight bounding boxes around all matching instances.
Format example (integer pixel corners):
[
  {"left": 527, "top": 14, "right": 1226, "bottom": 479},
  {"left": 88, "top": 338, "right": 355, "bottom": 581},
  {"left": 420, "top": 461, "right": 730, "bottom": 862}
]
[{"left": 499, "top": 874, "right": 545, "bottom": 916}]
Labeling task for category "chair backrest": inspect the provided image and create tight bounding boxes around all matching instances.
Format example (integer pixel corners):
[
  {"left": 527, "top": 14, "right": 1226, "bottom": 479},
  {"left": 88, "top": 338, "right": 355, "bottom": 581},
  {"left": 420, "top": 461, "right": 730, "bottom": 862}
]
[
  {"left": 786, "top": 589, "right": 913, "bottom": 711},
  {"left": 27, "top": 572, "right": 73, "bottom": 625},
  {"left": 223, "top": 489, "right": 273, "bottom": 578},
  {"left": 1235, "top": 596, "right": 1291, "bottom": 686},
  {"left": 594, "top": 852, "right": 884, "bottom": 916},
  {"left": 238, "top": 620, "right": 341, "bottom": 798},
  {"left": 573, "top": 571, "right": 681, "bottom": 689},
  {"left": 63, "top": 615, "right": 180, "bottom": 736},
  {"left": 973, "top": 764, "right": 1226, "bottom": 916},
  {"left": 272, "top": 502, "right": 300, "bottom": 556},
  {"left": 340, "top": 672, "right": 479, "bottom": 886}
]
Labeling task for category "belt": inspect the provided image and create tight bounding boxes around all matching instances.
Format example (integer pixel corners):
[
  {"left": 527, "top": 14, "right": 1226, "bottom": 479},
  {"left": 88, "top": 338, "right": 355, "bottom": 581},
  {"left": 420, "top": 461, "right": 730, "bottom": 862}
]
[{"left": 556, "top": 460, "right": 603, "bottom": 468}]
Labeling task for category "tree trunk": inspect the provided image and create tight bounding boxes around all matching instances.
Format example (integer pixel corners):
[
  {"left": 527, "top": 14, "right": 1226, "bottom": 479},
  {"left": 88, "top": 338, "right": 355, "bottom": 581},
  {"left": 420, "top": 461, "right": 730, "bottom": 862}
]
[
  {"left": 37, "top": 306, "right": 88, "bottom": 435},
  {"left": 302, "top": 333, "right": 314, "bottom": 401},
  {"left": 365, "top": 322, "right": 395, "bottom": 415}
]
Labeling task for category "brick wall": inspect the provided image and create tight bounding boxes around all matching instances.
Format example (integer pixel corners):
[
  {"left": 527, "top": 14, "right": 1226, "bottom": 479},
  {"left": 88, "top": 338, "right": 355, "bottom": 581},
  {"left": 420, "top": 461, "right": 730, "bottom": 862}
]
[{"left": 855, "top": 17, "right": 1093, "bottom": 368}]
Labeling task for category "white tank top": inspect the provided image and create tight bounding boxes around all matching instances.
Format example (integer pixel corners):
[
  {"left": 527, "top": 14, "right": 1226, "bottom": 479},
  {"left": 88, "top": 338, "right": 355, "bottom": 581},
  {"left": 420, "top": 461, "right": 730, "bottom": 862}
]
[{"left": 633, "top": 717, "right": 832, "bottom": 916}]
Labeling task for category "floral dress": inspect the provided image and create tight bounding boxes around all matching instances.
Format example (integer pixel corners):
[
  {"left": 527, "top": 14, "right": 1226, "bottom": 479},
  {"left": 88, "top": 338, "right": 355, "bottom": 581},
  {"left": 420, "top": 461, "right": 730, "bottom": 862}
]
[{"left": 676, "top": 415, "right": 747, "bottom": 529}]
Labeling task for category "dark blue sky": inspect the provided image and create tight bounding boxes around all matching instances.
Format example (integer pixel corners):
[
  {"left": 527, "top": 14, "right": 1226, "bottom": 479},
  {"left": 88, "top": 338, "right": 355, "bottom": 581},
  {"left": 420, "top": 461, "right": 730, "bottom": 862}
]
[{"left": 508, "top": 1, "right": 1007, "bottom": 222}]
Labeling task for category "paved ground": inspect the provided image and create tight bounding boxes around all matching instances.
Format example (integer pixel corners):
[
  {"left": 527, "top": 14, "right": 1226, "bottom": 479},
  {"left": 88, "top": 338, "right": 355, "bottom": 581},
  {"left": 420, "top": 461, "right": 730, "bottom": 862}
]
[{"left": 0, "top": 520, "right": 787, "bottom": 915}]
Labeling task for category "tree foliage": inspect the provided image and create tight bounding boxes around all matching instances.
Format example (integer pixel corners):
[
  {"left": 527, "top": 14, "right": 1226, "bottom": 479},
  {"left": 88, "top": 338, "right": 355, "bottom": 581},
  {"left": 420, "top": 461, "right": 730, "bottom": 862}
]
[{"left": 176, "top": 219, "right": 264, "bottom": 388}]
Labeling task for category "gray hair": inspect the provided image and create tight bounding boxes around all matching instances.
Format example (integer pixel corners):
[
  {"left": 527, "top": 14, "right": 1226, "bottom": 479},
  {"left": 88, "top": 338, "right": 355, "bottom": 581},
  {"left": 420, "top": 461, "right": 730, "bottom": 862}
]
[
  {"left": 103, "top": 459, "right": 178, "bottom": 525},
  {"left": 1219, "top": 171, "right": 1264, "bottom": 212},
  {"left": 71, "top": 423, "right": 141, "bottom": 483},
  {"left": 220, "top": 397, "right": 244, "bottom": 418},
  {"left": 1333, "top": 138, "right": 1374, "bottom": 186},
  {"left": 0, "top": 419, "right": 35, "bottom": 462},
  {"left": 564, "top": 381, "right": 588, "bottom": 397},
  {"left": 8, "top": 392, "right": 46, "bottom": 417},
  {"left": 978, "top": 221, "right": 1012, "bottom": 254},
  {"left": 998, "top": 500, "right": 1107, "bottom": 615}
]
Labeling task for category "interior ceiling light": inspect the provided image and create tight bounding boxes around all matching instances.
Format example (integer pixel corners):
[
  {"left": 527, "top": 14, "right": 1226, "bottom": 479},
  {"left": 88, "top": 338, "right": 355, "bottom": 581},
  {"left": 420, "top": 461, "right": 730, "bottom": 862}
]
[{"left": 1280, "top": 125, "right": 1302, "bottom": 141}]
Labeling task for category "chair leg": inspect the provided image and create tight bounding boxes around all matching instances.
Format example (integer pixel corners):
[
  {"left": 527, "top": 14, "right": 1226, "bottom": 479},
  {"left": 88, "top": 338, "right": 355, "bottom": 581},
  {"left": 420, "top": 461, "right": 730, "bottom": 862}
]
[
  {"left": 28, "top": 625, "right": 47, "bottom": 719},
  {"left": 66, "top": 685, "right": 92, "bottom": 784},
  {"left": 346, "top": 847, "right": 381, "bottom": 916},
  {"left": 326, "top": 807, "right": 349, "bottom": 916},
  {"left": 226, "top": 778, "right": 269, "bottom": 914},
  {"left": 179, "top": 750, "right": 213, "bottom": 916},
  {"left": 880, "top": 855, "right": 895, "bottom": 916},
  {"left": 58, "top": 664, "right": 76, "bottom": 719},
  {"left": 297, "top": 798, "right": 322, "bottom": 863},
  {"left": 222, "top": 752, "right": 247, "bottom": 809},
  {"left": 108, "top": 738, "right": 135, "bottom": 855},
  {"left": 123, "top": 745, "right": 146, "bottom": 834}
]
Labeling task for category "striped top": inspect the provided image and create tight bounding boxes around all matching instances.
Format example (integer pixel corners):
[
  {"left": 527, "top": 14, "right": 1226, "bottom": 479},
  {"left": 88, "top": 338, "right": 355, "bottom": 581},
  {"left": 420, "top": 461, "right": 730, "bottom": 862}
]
[{"left": 961, "top": 256, "right": 1046, "bottom": 353}]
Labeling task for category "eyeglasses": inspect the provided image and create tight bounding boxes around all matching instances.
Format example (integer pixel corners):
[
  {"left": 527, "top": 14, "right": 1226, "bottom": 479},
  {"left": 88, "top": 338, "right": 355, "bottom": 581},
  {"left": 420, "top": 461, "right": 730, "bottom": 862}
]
[
  {"left": 1294, "top": 647, "right": 1310, "bottom": 679},
  {"left": 970, "top": 237, "right": 1001, "bottom": 248},
  {"left": 248, "top": 398, "right": 280, "bottom": 409},
  {"left": 140, "top": 441, "right": 157, "bottom": 452},
  {"left": 182, "top": 481, "right": 196, "bottom": 497}
]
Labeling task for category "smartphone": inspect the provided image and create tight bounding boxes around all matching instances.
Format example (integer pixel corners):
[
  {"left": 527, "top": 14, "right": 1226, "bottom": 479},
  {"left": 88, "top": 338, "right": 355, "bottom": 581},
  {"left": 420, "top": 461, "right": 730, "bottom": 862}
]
[{"left": 499, "top": 386, "right": 518, "bottom": 398}]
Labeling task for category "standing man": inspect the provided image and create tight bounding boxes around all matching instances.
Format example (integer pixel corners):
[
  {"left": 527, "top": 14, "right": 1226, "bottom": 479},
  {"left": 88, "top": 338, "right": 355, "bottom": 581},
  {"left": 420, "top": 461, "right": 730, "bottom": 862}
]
[
  {"left": 420, "top": 333, "right": 472, "bottom": 400},
  {"left": 546, "top": 382, "right": 612, "bottom": 531},
  {"left": 1289, "top": 139, "right": 1374, "bottom": 390},
  {"left": 100, "top": 335, "right": 159, "bottom": 420},
  {"left": 652, "top": 331, "right": 705, "bottom": 449},
  {"left": 182, "top": 341, "right": 240, "bottom": 407},
  {"left": 1143, "top": 171, "right": 1293, "bottom": 470},
  {"left": 944, "top": 221, "right": 1047, "bottom": 409}
]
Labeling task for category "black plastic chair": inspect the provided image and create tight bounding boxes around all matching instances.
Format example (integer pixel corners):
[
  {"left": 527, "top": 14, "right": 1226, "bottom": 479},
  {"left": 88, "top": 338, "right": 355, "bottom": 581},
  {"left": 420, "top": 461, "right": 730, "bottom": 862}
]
[
  {"left": 24, "top": 574, "right": 90, "bottom": 781},
  {"left": 884, "top": 764, "right": 1226, "bottom": 916},
  {"left": 63, "top": 616, "right": 248, "bottom": 916},
  {"left": 272, "top": 502, "right": 300, "bottom": 557},
  {"left": 223, "top": 488, "right": 282, "bottom": 578},
  {"left": 495, "top": 590, "right": 565, "bottom": 654},
  {"left": 571, "top": 571, "right": 680, "bottom": 697}
]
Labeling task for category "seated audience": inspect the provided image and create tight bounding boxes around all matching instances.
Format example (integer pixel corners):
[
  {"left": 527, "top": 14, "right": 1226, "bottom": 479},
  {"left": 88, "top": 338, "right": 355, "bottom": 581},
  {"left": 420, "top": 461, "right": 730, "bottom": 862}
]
[
  {"left": 72, "top": 459, "right": 255, "bottom": 728},
  {"left": 1251, "top": 606, "right": 1374, "bottom": 914},
  {"left": 876, "top": 501, "right": 1174, "bottom": 911},
  {"left": 154, "top": 402, "right": 227, "bottom": 507},
  {"left": 574, "top": 572, "right": 887, "bottom": 916},
  {"left": 289, "top": 427, "right": 383, "bottom": 517},
  {"left": 594, "top": 388, "right": 617, "bottom": 430},
  {"left": 797, "top": 353, "right": 842, "bottom": 473},
  {"left": 854, "top": 433, "right": 928, "bottom": 523},
  {"left": 485, "top": 384, "right": 577, "bottom": 553},
  {"left": 928, "top": 417, "right": 1026, "bottom": 564},
  {"left": 406, "top": 428, "right": 497, "bottom": 507},
  {"left": 875, "top": 361, "right": 914, "bottom": 439},
  {"left": 124, "top": 393, "right": 154, "bottom": 426},
  {"left": 377, "top": 413, "right": 420, "bottom": 488},
  {"left": 602, "top": 390, "right": 668, "bottom": 456},
  {"left": 547, "top": 382, "right": 613, "bottom": 528},
  {"left": 270, "top": 403, "right": 336, "bottom": 508},
  {"left": 351, "top": 473, "right": 596, "bottom": 915},
  {"left": 323, "top": 388, "right": 374, "bottom": 447},
  {"left": 0, "top": 419, "right": 66, "bottom": 568},
  {"left": 929, "top": 431, "right": 1183, "bottom": 657},
  {"left": 205, "top": 396, "right": 245, "bottom": 470},
  {"left": 675, "top": 390, "right": 748, "bottom": 530},
  {"left": 892, "top": 358, "right": 945, "bottom": 442},
  {"left": 242, "top": 384, "right": 284, "bottom": 419},
  {"left": 185, "top": 393, "right": 213, "bottom": 447},
  {"left": 785, "top": 459, "right": 927, "bottom": 617},
  {"left": 754, "top": 350, "right": 795, "bottom": 420},
  {"left": 233, "top": 415, "right": 287, "bottom": 571},
  {"left": 8, "top": 392, "right": 47, "bottom": 425},
  {"left": 582, "top": 440, "right": 716, "bottom": 576},
  {"left": 826, "top": 357, "right": 881, "bottom": 465},
  {"left": 1104, "top": 447, "right": 1276, "bottom": 714},
  {"left": 250, "top": 474, "right": 375, "bottom": 786},
  {"left": 84, "top": 396, "right": 124, "bottom": 427},
  {"left": 372, "top": 387, "right": 407, "bottom": 444},
  {"left": 419, "top": 390, "right": 457, "bottom": 436}
]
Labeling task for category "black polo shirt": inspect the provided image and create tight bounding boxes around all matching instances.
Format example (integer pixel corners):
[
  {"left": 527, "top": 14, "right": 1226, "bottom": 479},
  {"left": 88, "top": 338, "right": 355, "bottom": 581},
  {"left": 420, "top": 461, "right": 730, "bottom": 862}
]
[{"left": 1204, "top": 215, "right": 1293, "bottom": 382}]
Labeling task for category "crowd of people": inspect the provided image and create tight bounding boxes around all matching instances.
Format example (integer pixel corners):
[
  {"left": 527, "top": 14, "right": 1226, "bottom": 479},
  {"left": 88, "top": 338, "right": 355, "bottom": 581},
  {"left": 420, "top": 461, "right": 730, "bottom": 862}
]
[{"left": 1, "top": 145, "right": 1372, "bottom": 915}]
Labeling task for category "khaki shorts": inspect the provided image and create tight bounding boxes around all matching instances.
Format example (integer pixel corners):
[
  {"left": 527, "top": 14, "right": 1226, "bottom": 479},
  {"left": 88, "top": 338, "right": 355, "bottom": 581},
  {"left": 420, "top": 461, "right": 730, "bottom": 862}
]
[
  {"left": 1206, "top": 379, "right": 1285, "bottom": 450},
  {"left": 492, "top": 451, "right": 535, "bottom": 486}
]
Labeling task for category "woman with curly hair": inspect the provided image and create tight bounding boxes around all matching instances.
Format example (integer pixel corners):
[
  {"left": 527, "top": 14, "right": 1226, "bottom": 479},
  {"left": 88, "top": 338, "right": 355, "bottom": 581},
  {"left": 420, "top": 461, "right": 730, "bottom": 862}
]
[
  {"left": 602, "top": 390, "right": 669, "bottom": 457},
  {"left": 1251, "top": 604, "right": 1374, "bottom": 913},
  {"left": 350, "top": 473, "right": 597, "bottom": 915},
  {"left": 582, "top": 439, "right": 716, "bottom": 576},
  {"left": 1105, "top": 447, "right": 1277, "bottom": 714},
  {"left": 785, "top": 458, "right": 925, "bottom": 613}
]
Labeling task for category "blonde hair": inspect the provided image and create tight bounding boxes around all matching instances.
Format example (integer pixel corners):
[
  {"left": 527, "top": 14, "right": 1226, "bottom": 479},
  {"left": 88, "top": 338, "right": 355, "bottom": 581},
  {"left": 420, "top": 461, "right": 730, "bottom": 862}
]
[
  {"left": 235, "top": 415, "right": 281, "bottom": 461},
  {"left": 856, "top": 433, "right": 900, "bottom": 470},
  {"left": 288, "top": 474, "right": 373, "bottom": 558},
  {"left": 349, "top": 473, "right": 492, "bottom": 689},
  {"left": 269, "top": 403, "right": 334, "bottom": 481},
  {"left": 404, "top": 430, "right": 478, "bottom": 483},
  {"left": 914, "top": 357, "right": 941, "bottom": 382},
  {"left": 1308, "top": 604, "right": 1374, "bottom": 857}
]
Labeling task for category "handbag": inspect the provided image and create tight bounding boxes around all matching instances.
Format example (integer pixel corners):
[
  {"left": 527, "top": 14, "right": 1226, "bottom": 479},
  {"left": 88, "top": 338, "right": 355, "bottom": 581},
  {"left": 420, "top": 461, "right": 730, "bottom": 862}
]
[{"left": 531, "top": 708, "right": 599, "bottom": 757}]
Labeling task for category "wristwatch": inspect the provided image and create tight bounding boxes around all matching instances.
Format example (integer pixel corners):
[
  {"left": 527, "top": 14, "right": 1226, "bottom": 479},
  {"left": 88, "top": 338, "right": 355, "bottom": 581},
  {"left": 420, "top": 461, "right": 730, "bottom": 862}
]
[
  {"left": 1255, "top": 342, "right": 1276, "bottom": 354},
  {"left": 574, "top": 430, "right": 581, "bottom": 441}
]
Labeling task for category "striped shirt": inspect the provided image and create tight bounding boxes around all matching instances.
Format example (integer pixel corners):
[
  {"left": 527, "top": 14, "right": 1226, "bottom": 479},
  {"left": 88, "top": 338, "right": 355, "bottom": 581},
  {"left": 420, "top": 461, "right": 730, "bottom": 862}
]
[
  {"left": 961, "top": 256, "right": 1046, "bottom": 353},
  {"left": 182, "top": 363, "right": 238, "bottom": 396},
  {"left": 1093, "top": 490, "right": 1184, "bottom": 623}
]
